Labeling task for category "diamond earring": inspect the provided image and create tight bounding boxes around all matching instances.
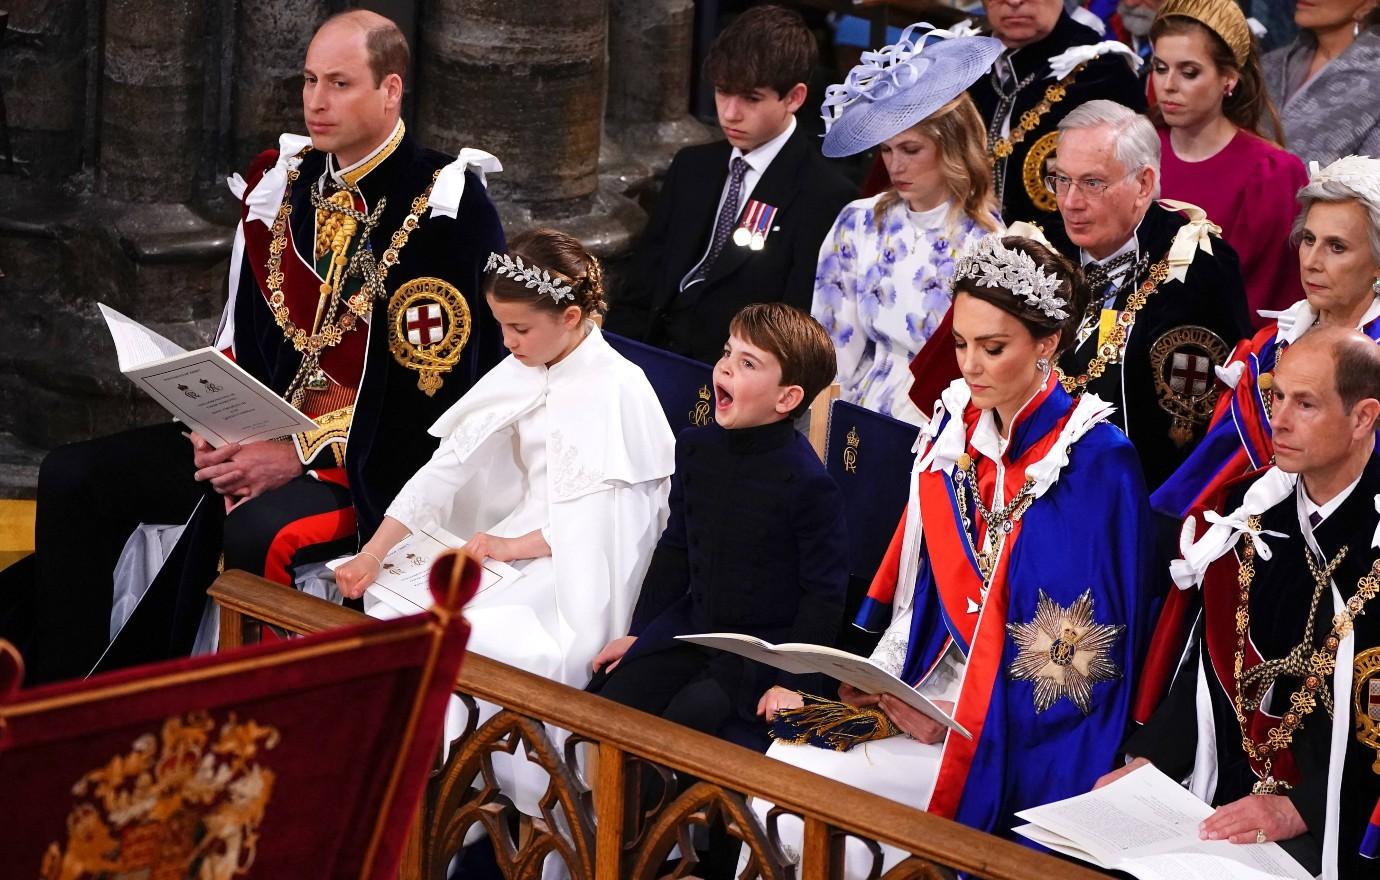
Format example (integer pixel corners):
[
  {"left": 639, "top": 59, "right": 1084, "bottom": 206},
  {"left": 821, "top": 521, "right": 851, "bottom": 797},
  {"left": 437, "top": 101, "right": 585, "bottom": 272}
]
[
  {"left": 1036, "top": 356, "right": 1051, "bottom": 374},
  {"left": 1372, "top": 277, "right": 1380, "bottom": 296}
]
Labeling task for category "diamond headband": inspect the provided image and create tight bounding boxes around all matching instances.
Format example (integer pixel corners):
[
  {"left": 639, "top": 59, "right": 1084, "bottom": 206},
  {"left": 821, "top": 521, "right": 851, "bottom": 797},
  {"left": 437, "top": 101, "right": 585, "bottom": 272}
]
[
  {"left": 485, "top": 252, "right": 575, "bottom": 304},
  {"left": 954, "top": 235, "right": 1069, "bottom": 321}
]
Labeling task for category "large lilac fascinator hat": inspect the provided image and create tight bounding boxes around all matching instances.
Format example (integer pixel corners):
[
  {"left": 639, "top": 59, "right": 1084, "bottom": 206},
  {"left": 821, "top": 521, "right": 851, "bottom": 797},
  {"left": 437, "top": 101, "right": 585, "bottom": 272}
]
[{"left": 820, "top": 22, "right": 1005, "bottom": 159}]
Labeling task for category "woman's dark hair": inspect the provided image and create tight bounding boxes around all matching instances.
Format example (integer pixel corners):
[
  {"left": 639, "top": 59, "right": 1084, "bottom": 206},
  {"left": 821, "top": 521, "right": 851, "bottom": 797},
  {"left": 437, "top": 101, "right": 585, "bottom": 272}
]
[
  {"left": 484, "top": 227, "right": 605, "bottom": 317},
  {"left": 952, "top": 236, "right": 1091, "bottom": 354},
  {"left": 1149, "top": 16, "right": 1284, "bottom": 145}
]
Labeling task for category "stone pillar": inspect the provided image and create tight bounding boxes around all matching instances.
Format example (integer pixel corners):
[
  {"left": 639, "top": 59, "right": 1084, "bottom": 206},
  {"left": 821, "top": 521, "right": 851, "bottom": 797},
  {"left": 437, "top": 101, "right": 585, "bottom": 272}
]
[
  {"left": 99, "top": 0, "right": 204, "bottom": 202},
  {"left": 416, "top": 0, "right": 644, "bottom": 254},
  {"left": 604, "top": 0, "right": 711, "bottom": 185},
  {"left": 1, "top": 0, "right": 89, "bottom": 179},
  {"left": 232, "top": 0, "right": 328, "bottom": 173}
]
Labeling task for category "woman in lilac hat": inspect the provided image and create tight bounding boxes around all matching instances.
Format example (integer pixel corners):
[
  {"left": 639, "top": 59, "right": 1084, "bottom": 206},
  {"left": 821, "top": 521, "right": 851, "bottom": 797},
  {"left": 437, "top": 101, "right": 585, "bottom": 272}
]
[{"left": 812, "top": 24, "right": 1005, "bottom": 424}]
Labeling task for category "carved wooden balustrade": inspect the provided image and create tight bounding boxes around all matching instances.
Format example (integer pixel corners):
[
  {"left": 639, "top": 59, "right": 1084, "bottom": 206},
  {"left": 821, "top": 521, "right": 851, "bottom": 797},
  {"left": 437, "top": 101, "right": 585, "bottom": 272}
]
[{"left": 209, "top": 570, "right": 1107, "bottom": 880}]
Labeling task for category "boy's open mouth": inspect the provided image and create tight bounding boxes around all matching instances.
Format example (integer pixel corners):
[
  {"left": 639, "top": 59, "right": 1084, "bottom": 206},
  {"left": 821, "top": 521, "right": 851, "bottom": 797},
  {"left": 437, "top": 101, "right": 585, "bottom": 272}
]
[{"left": 715, "top": 383, "right": 734, "bottom": 408}]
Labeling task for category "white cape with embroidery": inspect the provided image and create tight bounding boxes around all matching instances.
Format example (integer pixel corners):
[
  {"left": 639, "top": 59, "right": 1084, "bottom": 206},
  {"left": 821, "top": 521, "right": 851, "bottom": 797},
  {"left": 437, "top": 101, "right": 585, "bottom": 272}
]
[
  {"left": 370, "top": 324, "right": 675, "bottom": 820},
  {"left": 378, "top": 322, "right": 675, "bottom": 686}
]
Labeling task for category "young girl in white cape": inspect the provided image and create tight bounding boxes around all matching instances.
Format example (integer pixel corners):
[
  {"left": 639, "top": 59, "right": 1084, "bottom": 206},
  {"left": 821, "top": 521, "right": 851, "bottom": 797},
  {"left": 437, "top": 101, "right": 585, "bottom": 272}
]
[{"left": 336, "top": 225, "right": 676, "bottom": 696}]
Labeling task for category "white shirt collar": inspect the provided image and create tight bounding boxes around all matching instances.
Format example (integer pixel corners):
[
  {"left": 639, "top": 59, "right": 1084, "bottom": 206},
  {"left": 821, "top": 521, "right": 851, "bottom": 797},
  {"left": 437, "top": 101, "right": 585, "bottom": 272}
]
[
  {"left": 731, "top": 115, "right": 796, "bottom": 175},
  {"left": 1264, "top": 295, "right": 1380, "bottom": 346},
  {"left": 329, "top": 119, "right": 404, "bottom": 186},
  {"left": 1300, "top": 471, "right": 1364, "bottom": 525},
  {"left": 970, "top": 379, "right": 1049, "bottom": 462}
]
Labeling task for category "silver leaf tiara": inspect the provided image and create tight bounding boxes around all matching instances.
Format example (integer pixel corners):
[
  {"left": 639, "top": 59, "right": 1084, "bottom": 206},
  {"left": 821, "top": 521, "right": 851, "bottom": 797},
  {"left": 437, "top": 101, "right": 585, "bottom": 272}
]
[
  {"left": 954, "top": 235, "right": 1069, "bottom": 321},
  {"left": 484, "top": 252, "right": 575, "bottom": 304}
]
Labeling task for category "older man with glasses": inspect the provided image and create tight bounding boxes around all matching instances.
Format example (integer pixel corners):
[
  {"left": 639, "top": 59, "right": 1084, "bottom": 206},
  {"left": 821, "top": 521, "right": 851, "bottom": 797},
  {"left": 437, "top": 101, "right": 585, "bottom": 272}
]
[{"left": 1050, "top": 99, "right": 1251, "bottom": 491}]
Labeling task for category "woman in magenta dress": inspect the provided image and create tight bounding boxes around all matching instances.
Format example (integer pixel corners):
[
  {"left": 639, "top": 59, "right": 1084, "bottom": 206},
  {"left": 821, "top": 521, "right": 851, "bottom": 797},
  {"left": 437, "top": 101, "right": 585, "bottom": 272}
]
[{"left": 1150, "top": 0, "right": 1308, "bottom": 327}]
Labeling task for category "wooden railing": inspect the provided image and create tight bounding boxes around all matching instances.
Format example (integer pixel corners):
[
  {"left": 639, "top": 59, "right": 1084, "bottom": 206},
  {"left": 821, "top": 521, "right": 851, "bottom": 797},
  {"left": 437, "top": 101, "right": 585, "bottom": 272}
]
[{"left": 210, "top": 570, "right": 1106, "bottom": 880}]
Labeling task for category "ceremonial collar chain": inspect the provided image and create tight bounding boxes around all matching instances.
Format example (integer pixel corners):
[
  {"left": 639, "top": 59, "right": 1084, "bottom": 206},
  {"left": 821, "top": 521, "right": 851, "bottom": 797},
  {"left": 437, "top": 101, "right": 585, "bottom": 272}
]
[
  {"left": 1082, "top": 249, "right": 1143, "bottom": 296},
  {"left": 955, "top": 234, "right": 1069, "bottom": 320},
  {"left": 1233, "top": 516, "right": 1380, "bottom": 795},
  {"left": 485, "top": 252, "right": 575, "bottom": 304},
  {"left": 952, "top": 451, "right": 1038, "bottom": 582},
  {"left": 1057, "top": 258, "right": 1171, "bottom": 396},
  {"left": 263, "top": 153, "right": 440, "bottom": 407}
]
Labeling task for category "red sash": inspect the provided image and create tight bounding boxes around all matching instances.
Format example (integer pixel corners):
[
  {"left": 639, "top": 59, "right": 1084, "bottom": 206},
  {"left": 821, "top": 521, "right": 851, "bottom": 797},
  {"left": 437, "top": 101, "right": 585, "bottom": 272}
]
[
  {"left": 1201, "top": 545, "right": 1301, "bottom": 786},
  {"left": 239, "top": 152, "right": 368, "bottom": 391},
  {"left": 925, "top": 389, "right": 1078, "bottom": 818}
]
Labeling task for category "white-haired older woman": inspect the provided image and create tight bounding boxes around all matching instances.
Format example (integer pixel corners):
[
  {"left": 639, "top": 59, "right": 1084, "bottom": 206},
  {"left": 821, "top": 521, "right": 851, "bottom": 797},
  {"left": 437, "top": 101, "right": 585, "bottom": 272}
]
[{"left": 1150, "top": 154, "right": 1380, "bottom": 522}]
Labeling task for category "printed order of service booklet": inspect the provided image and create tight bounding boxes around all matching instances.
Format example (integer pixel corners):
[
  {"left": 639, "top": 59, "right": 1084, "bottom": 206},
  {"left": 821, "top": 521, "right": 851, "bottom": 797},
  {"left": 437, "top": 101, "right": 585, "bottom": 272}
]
[
  {"left": 675, "top": 633, "right": 970, "bottom": 738},
  {"left": 99, "top": 303, "right": 318, "bottom": 447},
  {"left": 329, "top": 527, "right": 521, "bottom": 615},
  {"left": 1015, "top": 763, "right": 1311, "bottom": 880}
]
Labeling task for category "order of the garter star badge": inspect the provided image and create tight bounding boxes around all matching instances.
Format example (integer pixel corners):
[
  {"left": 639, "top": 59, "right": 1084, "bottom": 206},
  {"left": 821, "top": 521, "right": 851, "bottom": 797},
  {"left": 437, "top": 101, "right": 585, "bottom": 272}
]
[
  {"left": 1007, "top": 590, "right": 1124, "bottom": 714},
  {"left": 1354, "top": 647, "right": 1380, "bottom": 774},
  {"left": 1150, "top": 325, "right": 1229, "bottom": 447},
  {"left": 388, "top": 276, "right": 472, "bottom": 396},
  {"left": 41, "top": 710, "right": 279, "bottom": 880}
]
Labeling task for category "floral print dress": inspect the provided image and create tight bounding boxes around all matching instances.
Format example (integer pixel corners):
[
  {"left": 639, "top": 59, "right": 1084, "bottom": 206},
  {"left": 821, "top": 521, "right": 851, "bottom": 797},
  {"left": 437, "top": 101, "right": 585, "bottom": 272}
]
[{"left": 813, "top": 194, "right": 995, "bottom": 425}]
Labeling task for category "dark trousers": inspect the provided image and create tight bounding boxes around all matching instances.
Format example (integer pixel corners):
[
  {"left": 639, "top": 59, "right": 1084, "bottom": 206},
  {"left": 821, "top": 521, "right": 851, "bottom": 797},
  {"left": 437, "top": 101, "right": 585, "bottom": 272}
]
[
  {"left": 20, "top": 422, "right": 353, "bottom": 685},
  {"left": 589, "top": 644, "right": 753, "bottom": 880},
  {"left": 589, "top": 644, "right": 735, "bottom": 736}
]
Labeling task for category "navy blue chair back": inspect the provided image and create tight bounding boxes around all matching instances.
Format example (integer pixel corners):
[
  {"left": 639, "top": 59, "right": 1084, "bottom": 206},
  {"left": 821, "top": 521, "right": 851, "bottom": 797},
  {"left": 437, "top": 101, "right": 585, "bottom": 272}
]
[
  {"left": 824, "top": 399, "right": 918, "bottom": 654},
  {"left": 605, "top": 331, "right": 715, "bottom": 436}
]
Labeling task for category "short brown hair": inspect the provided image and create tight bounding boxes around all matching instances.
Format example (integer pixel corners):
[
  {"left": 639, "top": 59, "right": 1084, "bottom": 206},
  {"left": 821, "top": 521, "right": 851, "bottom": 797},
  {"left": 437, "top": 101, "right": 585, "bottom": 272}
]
[
  {"left": 1329, "top": 331, "right": 1380, "bottom": 412},
  {"left": 485, "top": 228, "right": 606, "bottom": 318},
  {"left": 953, "top": 236, "right": 1092, "bottom": 354},
  {"left": 728, "top": 303, "right": 836, "bottom": 419},
  {"left": 320, "top": 10, "right": 410, "bottom": 87},
  {"left": 703, "top": 5, "right": 816, "bottom": 98}
]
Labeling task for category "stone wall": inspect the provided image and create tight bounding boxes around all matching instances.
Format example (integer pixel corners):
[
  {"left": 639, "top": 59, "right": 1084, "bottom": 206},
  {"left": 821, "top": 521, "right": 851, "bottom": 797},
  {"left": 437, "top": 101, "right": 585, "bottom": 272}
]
[{"left": 0, "top": 0, "right": 712, "bottom": 461}]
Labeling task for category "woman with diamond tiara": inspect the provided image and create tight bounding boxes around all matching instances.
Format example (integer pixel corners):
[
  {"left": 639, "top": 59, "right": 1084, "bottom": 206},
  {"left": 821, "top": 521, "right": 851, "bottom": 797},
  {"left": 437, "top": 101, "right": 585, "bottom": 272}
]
[
  {"left": 334, "top": 227, "right": 676, "bottom": 695},
  {"left": 747, "top": 233, "right": 1157, "bottom": 875}
]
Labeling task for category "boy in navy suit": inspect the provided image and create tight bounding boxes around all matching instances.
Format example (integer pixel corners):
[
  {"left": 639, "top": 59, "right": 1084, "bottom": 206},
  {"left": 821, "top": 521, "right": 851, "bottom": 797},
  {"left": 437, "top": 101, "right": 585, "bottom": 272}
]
[
  {"left": 590, "top": 303, "right": 848, "bottom": 751},
  {"left": 603, "top": 5, "right": 854, "bottom": 365}
]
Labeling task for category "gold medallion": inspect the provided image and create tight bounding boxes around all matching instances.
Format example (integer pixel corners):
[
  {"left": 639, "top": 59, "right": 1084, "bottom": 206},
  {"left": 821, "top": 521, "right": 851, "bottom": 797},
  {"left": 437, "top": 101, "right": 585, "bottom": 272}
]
[
  {"left": 387, "top": 276, "right": 472, "bottom": 396},
  {"left": 1150, "top": 325, "right": 1230, "bottom": 447},
  {"left": 1354, "top": 646, "right": 1380, "bottom": 774},
  {"left": 1022, "top": 130, "right": 1060, "bottom": 213}
]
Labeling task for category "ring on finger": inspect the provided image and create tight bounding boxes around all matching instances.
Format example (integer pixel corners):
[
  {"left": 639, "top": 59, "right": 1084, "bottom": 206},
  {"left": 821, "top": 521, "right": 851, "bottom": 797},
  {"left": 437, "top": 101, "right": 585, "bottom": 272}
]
[{"left": 1255, "top": 829, "right": 1266, "bottom": 845}]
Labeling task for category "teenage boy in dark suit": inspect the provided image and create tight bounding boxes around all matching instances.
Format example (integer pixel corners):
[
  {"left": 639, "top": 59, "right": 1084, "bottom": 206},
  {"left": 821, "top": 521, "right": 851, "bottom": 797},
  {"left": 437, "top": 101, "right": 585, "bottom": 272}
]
[{"left": 604, "top": 4, "right": 854, "bottom": 365}]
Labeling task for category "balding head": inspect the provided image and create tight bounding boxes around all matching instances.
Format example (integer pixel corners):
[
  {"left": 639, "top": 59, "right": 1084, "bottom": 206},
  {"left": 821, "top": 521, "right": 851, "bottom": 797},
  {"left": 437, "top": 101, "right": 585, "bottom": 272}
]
[
  {"left": 1290, "top": 326, "right": 1380, "bottom": 411},
  {"left": 315, "top": 10, "right": 409, "bottom": 87},
  {"left": 1271, "top": 326, "right": 1380, "bottom": 491}
]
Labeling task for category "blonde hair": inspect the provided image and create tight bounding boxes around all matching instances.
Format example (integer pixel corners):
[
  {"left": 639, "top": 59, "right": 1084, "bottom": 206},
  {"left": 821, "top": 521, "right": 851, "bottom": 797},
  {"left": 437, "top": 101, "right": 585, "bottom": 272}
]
[{"left": 873, "top": 93, "right": 1000, "bottom": 234}]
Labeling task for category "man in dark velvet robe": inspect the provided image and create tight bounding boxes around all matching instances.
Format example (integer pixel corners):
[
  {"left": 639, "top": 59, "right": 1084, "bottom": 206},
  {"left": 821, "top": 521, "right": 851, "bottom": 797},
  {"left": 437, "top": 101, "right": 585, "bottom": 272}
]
[{"left": 1104, "top": 328, "right": 1380, "bottom": 879}]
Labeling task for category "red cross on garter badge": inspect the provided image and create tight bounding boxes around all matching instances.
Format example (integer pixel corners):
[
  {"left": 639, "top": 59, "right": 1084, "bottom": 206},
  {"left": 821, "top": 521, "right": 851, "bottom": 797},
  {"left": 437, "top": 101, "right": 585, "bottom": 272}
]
[
  {"left": 388, "top": 276, "right": 472, "bottom": 396},
  {"left": 1150, "top": 325, "right": 1229, "bottom": 448}
]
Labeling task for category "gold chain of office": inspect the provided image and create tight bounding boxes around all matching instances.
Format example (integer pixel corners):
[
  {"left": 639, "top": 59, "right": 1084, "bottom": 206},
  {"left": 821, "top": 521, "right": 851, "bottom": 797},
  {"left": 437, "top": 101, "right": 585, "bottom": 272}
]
[
  {"left": 264, "top": 152, "right": 440, "bottom": 404},
  {"left": 989, "top": 63, "right": 1088, "bottom": 161},
  {"left": 1056, "top": 260, "right": 1171, "bottom": 395},
  {"left": 1232, "top": 515, "right": 1380, "bottom": 794}
]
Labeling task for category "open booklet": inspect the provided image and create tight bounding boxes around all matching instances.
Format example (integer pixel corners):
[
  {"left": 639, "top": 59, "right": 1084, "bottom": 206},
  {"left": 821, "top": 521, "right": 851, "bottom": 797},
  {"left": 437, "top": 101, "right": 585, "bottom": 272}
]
[
  {"left": 99, "top": 303, "right": 318, "bottom": 447},
  {"left": 674, "top": 633, "right": 970, "bottom": 739},
  {"left": 1014, "top": 763, "right": 1311, "bottom": 880},
  {"left": 327, "top": 526, "right": 521, "bottom": 616}
]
